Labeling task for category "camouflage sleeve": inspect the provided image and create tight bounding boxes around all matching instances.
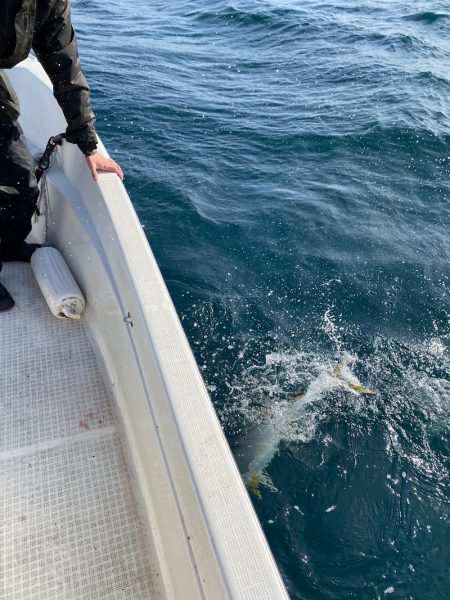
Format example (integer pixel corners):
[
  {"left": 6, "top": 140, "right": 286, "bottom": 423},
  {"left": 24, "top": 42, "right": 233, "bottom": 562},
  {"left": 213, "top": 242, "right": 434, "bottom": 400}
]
[{"left": 32, "top": 0, "right": 97, "bottom": 154}]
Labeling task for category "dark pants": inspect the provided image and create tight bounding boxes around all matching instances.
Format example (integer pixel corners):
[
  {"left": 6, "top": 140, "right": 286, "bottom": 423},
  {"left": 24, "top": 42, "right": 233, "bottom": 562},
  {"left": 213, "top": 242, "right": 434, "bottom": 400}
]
[{"left": 0, "top": 115, "right": 39, "bottom": 264}]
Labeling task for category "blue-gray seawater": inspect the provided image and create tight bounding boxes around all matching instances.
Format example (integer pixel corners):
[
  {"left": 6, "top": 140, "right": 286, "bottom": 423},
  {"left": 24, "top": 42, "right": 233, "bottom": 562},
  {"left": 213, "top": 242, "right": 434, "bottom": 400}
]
[{"left": 74, "top": 1, "right": 449, "bottom": 597}]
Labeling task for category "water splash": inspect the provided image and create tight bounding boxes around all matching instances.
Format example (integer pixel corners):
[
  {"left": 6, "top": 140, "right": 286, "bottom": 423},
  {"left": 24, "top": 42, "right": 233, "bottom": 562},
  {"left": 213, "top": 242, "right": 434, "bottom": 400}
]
[
  {"left": 225, "top": 307, "right": 449, "bottom": 502},
  {"left": 232, "top": 347, "right": 376, "bottom": 497}
]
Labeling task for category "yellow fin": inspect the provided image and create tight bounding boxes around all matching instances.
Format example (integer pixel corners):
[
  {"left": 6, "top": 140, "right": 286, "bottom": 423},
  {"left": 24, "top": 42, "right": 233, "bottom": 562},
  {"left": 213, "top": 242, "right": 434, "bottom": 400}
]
[
  {"left": 247, "top": 471, "right": 278, "bottom": 499},
  {"left": 334, "top": 361, "right": 375, "bottom": 395},
  {"left": 334, "top": 364, "right": 343, "bottom": 379},
  {"left": 249, "top": 473, "right": 262, "bottom": 499},
  {"left": 347, "top": 383, "right": 375, "bottom": 395}
]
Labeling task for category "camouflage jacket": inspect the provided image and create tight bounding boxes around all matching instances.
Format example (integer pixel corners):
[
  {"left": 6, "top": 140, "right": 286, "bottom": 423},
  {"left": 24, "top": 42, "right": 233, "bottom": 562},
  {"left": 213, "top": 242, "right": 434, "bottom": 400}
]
[{"left": 0, "top": 0, "right": 97, "bottom": 154}]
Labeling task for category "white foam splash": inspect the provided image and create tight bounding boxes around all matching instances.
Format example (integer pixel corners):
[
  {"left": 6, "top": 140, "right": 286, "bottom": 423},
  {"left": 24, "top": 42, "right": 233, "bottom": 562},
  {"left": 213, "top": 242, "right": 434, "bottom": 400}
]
[
  {"left": 322, "top": 307, "right": 344, "bottom": 351},
  {"left": 229, "top": 330, "right": 450, "bottom": 496},
  {"left": 425, "top": 337, "right": 446, "bottom": 356}
]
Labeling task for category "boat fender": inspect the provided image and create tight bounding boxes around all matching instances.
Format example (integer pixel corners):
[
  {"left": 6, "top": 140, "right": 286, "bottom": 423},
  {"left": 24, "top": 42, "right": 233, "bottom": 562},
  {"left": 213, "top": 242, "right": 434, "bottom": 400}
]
[{"left": 30, "top": 247, "right": 85, "bottom": 319}]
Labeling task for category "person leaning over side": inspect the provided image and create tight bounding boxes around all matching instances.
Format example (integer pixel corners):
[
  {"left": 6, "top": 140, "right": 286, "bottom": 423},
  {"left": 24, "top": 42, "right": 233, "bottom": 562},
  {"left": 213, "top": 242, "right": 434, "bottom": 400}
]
[{"left": 0, "top": 0, "right": 123, "bottom": 311}]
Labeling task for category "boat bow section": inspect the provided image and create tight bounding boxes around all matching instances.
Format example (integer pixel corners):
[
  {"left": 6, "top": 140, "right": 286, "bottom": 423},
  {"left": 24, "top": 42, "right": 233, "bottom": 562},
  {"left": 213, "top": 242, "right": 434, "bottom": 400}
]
[{"left": 7, "top": 58, "right": 288, "bottom": 599}]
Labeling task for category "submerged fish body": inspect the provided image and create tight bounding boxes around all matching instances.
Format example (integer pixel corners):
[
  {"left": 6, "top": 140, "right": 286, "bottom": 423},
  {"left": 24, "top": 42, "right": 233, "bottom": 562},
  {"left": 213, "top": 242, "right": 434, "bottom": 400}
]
[
  {"left": 240, "top": 424, "right": 280, "bottom": 498},
  {"left": 243, "top": 356, "right": 375, "bottom": 497}
]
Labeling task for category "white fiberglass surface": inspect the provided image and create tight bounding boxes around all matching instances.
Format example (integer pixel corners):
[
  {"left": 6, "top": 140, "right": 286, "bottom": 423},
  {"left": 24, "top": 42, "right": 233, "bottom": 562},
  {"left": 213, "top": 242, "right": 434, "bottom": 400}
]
[{"left": 0, "top": 264, "right": 159, "bottom": 599}]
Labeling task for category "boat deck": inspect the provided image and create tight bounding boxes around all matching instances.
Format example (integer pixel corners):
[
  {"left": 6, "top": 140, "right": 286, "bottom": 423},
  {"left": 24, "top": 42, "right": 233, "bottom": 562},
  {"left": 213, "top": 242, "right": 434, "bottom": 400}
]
[{"left": 0, "top": 264, "right": 158, "bottom": 599}]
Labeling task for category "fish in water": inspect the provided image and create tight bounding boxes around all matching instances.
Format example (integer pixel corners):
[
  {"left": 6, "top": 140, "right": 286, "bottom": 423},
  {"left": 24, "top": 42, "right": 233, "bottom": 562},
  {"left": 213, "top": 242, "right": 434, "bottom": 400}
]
[
  {"left": 242, "top": 356, "right": 374, "bottom": 498},
  {"left": 289, "top": 363, "right": 374, "bottom": 400}
]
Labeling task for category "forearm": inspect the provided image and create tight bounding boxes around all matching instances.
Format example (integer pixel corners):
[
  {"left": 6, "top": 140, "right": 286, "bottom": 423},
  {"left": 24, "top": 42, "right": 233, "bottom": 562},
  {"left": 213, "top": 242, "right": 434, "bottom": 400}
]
[
  {"left": 33, "top": 0, "right": 97, "bottom": 154},
  {"left": 34, "top": 31, "right": 97, "bottom": 153}
]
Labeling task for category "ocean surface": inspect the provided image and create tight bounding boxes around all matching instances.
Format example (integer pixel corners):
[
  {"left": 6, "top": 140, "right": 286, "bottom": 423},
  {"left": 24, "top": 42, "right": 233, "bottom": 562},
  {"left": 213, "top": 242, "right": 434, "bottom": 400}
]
[{"left": 73, "top": 1, "right": 449, "bottom": 597}]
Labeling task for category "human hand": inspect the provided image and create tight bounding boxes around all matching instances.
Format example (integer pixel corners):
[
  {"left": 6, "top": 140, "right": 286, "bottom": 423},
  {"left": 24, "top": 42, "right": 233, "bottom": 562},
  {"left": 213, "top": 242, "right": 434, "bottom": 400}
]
[{"left": 85, "top": 153, "right": 124, "bottom": 181}]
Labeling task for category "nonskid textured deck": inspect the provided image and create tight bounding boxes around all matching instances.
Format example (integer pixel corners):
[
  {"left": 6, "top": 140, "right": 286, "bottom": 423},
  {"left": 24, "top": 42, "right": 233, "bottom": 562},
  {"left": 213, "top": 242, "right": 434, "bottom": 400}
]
[{"left": 0, "top": 264, "right": 158, "bottom": 599}]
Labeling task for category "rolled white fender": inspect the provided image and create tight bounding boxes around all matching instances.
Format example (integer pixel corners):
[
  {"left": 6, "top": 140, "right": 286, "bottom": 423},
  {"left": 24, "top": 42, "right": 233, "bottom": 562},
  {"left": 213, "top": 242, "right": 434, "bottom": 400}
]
[{"left": 31, "top": 247, "right": 85, "bottom": 319}]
